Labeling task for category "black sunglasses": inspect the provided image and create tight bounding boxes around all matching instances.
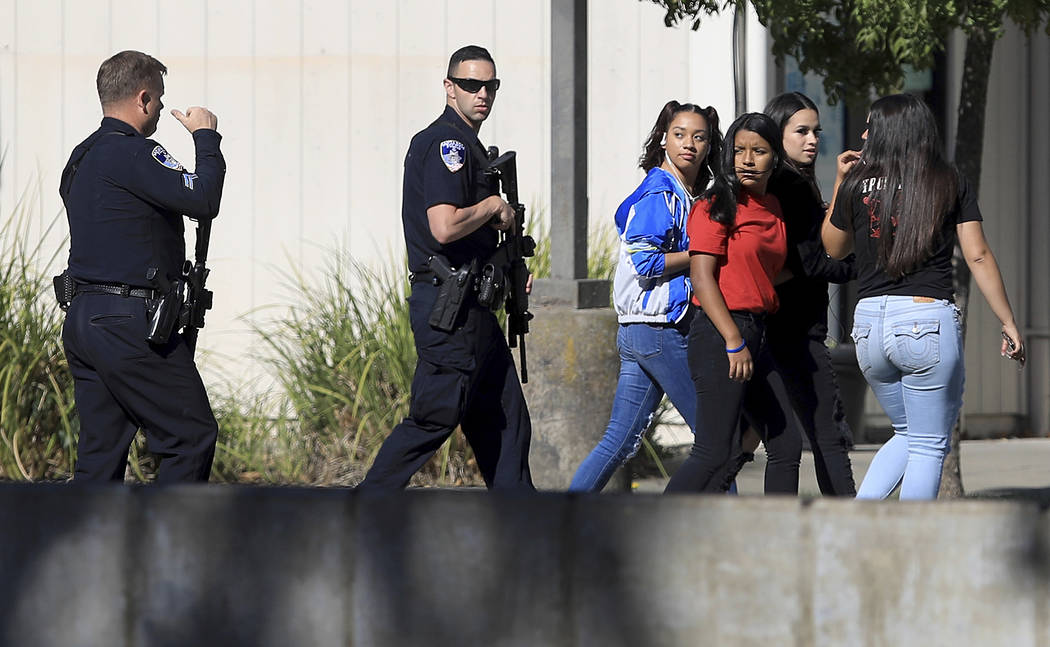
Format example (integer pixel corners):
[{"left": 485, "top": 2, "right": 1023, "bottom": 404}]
[{"left": 448, "top": 77, "right": 501, "bottom": 94}]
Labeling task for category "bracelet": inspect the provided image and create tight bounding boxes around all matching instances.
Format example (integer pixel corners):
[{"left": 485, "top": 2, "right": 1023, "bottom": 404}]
[{"left": 726, "top": 341, "right": 747, "bottom": 354}]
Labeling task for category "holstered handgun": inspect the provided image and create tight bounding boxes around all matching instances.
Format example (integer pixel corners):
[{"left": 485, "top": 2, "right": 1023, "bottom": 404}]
[
  {"left": 426, "top": 255, "right": 476, "bottom": 332},
  {"left": 145, "top": 277, "right": 184, "bottom": 344}
]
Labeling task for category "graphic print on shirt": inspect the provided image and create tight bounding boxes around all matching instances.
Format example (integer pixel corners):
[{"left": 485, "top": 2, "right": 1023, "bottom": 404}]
[
  {"left": 860, "top": 176, "right": 896, "bottom": 239},
  {"left": 864, "top": 195, "right": 883, "bottom": 238}
]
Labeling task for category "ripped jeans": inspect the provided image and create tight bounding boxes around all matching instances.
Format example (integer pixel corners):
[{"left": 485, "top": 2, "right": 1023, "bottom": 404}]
[
  {"left": 569, "top": 321, "right": 696, "bottom": 492},
  {"left": 852, "top": 296, "right": 965, "bottom": 500}
]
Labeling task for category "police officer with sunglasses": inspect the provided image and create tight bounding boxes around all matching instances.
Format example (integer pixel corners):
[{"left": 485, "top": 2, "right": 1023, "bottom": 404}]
[{"left": 358, "top": 45, "right": 534, "bottom": 490}]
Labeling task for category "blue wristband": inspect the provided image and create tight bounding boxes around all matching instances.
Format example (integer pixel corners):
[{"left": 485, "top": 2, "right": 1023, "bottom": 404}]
[{"left": 726, "top": 341, "right": 747, "bottom": 353}]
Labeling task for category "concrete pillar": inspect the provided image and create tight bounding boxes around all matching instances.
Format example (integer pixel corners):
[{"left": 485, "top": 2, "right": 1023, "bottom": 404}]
[
  {"left": 523, "top": 305, "right": 620, "bottom": 490},
  {"left": 526, "top": 0, "right": 620, "bottom": 490},
  {"left": 549, "top": 0, "right": 588, "bottom": 283}
]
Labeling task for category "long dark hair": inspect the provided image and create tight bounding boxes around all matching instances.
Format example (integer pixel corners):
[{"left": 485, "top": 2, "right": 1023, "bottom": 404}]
[
  {"left": 839, "top": 94, "right": 957, "bottom": 278},
  {"left": 764, "top": 91, "right": 821, "bottom": 200},
  {"left": 639, "top": 101, "right": 722, "bottom": 196},
  {"left": 705, "top": 112, "right": 784, "bottom": 226}
]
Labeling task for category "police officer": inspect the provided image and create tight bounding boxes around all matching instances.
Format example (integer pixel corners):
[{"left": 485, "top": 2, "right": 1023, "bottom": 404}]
[
  {"left": 58, "top": 50, "right": 225, "bottom": 482},
  {"left": 358, "top": 45, "right": 534, "bottom": 490}
]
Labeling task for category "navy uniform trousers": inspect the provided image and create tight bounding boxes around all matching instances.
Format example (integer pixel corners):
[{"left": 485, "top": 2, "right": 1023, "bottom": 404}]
[
  {"left": 359, "top": 282, "right": 534, "bottom": 490},
  {"left": 63, "top": 292, "right": 217, "bottom": 481}
]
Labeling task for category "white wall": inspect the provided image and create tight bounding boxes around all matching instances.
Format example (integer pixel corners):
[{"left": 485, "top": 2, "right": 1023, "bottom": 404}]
[{"left": 942, "top": 20, "right": 1049, "bottom": 428}]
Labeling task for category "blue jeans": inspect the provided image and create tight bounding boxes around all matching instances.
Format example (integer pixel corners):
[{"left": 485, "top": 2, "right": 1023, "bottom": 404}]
[
  {"left": 569, "top": 322, "right": 696, "bottom": 492},
  {"left": 851, "top": 296, "right": 964, "bottom": 500}
]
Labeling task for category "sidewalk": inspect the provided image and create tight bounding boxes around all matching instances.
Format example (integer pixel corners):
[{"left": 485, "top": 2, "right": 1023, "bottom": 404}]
[{"left": 634, "top": 437, "right": 1050, "bottom": 497}]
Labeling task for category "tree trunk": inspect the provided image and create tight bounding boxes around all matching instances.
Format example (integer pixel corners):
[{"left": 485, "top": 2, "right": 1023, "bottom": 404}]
[{"left": 939, "top": 8, "right": 998, "bottom": 498}]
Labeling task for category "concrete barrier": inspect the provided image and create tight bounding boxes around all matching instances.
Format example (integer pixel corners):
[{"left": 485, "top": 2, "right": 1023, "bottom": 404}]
[
  {"left": 1, "top": 484, "right": 1048, "bottom": 646},
  {"left": 524, "top": 305, "right": 623, "bottom": 490}
]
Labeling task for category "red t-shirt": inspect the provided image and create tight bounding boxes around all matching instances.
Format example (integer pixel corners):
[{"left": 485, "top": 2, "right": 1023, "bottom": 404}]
[{"left": 688, "top": 192, "right": 787, "bottom": 313}]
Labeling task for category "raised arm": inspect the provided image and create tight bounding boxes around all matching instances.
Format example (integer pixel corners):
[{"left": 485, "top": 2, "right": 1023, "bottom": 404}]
[
  {"left": 125, "top": 107, "right": 226, "bottom": 220},
  {"left": 822, "top": 150, "right": 862, "bottom": 259}
]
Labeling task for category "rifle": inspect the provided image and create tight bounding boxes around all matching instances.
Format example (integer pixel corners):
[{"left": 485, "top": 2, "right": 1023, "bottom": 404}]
[
  {"left": 179, "top": 218, "right": 214, "bottom": 353},
  {"left": 484, "top": 148, "right": 535, "bottom": 383}
]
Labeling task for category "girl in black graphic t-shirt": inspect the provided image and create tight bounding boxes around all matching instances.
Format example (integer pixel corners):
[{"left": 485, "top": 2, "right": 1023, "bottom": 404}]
[{"left": 822, "top": 94, "right": 1024, "bottom": 500}]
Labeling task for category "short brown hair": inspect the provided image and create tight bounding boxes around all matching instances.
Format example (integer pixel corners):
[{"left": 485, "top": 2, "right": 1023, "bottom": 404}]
[{"left": 96, "top": 50, "right": 167, "bottom": 106}]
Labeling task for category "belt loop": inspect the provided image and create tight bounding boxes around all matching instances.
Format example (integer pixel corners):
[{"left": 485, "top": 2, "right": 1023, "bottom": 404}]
[{"left": 120, "top": 284, "right": 130, "bottom": 297}]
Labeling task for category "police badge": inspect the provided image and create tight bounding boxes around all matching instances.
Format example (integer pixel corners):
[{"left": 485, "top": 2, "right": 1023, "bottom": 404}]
[
  {"left": 151, "top": 145, "right": 185, "bottom": 171},
  {"left": 440, "top": 140, "right": 466, "bottom": 173}
]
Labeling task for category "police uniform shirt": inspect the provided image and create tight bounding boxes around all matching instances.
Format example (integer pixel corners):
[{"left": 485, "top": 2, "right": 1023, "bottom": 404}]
[
  {"left": 402, "top": 105, "right": 498, "bottom": 272},
  {"left": 59, "top": 117, "right": 226, "bottom": 288}
]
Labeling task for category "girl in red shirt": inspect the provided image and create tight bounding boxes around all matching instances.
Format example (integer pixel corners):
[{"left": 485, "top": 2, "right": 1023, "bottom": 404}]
[{"left": 665, "top": 112, "right": 793, "bottom": 493}]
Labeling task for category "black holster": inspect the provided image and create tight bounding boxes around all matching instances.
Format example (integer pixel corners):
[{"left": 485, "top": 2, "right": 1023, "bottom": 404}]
[
  {"left": 475, "top": 262, "right": 505, "bottom": 310},
  {"left": 145, "top": 279, "right": 184, "bottom": 344},
  {"left": 52, "top": 270, "right": 75, "bottom": 311},
  {"left": 425, "top": 255, "right": 476, "bottom": 332}
]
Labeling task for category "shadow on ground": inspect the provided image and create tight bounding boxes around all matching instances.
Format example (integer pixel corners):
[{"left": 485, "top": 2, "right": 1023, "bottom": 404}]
[{"left": 971, "top": 487, "right": 1050, "bottom": 504}]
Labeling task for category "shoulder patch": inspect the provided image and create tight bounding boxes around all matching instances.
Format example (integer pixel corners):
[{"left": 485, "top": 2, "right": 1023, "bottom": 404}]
[
  {"left": 439, "top": 140, "right": 466, "bottom": 173},
  {"left": 151, "top": 145, "right": 185, "bottom": 171}
]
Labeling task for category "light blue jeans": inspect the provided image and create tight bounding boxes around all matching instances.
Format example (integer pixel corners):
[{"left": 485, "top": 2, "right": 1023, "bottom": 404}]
[
  {"left": 851, "top": 296, "right": 965, "bottom": 500},
  {"left": 569, "top": 322, "right": 696, "bottom": 492}
]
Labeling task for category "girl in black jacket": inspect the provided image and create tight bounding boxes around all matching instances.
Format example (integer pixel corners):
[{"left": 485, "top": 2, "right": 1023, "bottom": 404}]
[{"left": 761, "top": 92, "right": 858, "bottom": 496}]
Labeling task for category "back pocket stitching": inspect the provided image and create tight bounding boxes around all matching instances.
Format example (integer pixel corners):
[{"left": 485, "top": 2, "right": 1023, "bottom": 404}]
[
  {"left": 851, "top": 323, "right": 873, "bottom": 374},
  {"left": 891, "top": 320, "right": 940, "bottom": 371}
]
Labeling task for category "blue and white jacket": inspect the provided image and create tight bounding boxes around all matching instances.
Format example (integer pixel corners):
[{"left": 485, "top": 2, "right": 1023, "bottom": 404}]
[{"left": 612, "top": 167, "right": 694, "bottom": 324}]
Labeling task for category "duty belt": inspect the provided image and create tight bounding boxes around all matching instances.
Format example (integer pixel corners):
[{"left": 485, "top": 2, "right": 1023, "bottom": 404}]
[
  {"left": 76, "top": 283, "right": 158, "bottom": 299},
  {"left": 409, "top": 270, "right": 439, "bottom": 285}
]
